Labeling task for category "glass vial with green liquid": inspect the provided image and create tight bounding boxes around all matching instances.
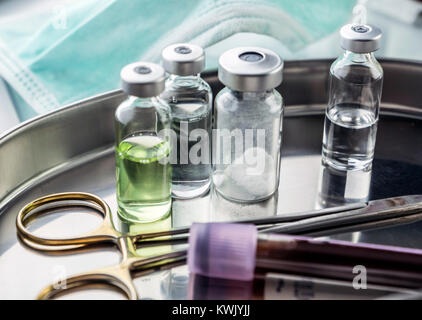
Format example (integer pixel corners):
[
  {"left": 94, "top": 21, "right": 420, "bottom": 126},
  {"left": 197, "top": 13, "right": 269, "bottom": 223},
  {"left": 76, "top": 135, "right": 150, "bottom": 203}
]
[
  {"left": 160, "top": 43, "right": 212, "bottom": 199},
  {"left": 116, "top": 62, "right": 172, "bottom": 223}
]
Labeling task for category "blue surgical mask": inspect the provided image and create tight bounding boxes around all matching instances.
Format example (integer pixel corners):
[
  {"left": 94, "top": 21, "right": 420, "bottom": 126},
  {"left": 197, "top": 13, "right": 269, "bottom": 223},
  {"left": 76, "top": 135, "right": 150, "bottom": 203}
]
[{"left": 0, "top": 0, "right": 355, "bottom": 120}]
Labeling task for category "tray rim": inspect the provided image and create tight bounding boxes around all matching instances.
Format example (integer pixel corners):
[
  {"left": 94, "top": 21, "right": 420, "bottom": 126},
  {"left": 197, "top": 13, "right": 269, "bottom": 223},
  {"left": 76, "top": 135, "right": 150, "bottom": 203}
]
[
  {"left": 1, "top": 58, "right": 422, "bottom": 212},
  {"left": 2, "top": 58, "right": 422, "bottom": 142}
]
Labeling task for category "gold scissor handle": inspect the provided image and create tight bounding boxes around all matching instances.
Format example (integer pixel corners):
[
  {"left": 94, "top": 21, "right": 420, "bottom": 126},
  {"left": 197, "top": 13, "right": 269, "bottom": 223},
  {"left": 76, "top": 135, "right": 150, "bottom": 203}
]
[
  {"left": 16, "top": 192, "right": 121, "bottom": 250},
  {"left": 37, "top": 250, "right": 188, "bottom": 300},
  {"left": 37, "top": 264, "right": 138, "bottom": 300}
]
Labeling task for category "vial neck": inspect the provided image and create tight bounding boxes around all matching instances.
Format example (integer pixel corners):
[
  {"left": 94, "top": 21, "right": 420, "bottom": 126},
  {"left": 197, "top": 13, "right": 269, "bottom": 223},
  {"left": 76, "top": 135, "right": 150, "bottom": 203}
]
[
  {"left": 231, "top": 90, "right": 272, "bottom": 100},
  {"left": 168, "top": 73, "right": 201, "bottom": 87},
  {"left": 128, "top": 95, "right": 159, "bottom": 106},
  {"left": 343, "top": 50, "right": 376, "bottom": 64}
]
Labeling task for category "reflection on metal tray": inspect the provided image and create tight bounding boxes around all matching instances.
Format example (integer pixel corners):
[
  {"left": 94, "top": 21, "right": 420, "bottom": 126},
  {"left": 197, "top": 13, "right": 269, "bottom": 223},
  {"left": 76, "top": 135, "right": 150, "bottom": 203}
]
[{"left": 0, "top": 59, "right": 422, "bottom": 299}]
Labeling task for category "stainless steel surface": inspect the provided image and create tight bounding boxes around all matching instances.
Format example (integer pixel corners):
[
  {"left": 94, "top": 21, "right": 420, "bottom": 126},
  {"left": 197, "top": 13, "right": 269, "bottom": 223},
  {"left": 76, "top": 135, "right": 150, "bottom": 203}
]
[
  {"left": 120, "top": 62, "right": 166, "bottom": 97},
  {"left": 162, "top": 43, "right": 205, "bottom": 76},
  {"left": 218, "top": 47, "right": 283, "bottom": 91},
  {"left": 340, "top": 24, "right": 382, "bottom": 53},
  {"left": 1, "top": 59, "right": 422, "bottom": 299}
]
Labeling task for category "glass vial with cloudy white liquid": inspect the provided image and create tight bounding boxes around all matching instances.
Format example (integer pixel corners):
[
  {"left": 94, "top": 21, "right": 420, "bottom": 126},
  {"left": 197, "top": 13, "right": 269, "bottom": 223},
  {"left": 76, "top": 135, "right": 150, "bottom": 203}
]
[
  {"left": 161, "top": 43, "right": 212, "bottom": 199},
  {"left": 116, "top": 62, "right": 172, "bottom": 223},
  {"left": 322, "top": 24, "right": 383, "bottom": 171},
  {"left": 213, "top": 47, "right": 283, "bottom": 203}
]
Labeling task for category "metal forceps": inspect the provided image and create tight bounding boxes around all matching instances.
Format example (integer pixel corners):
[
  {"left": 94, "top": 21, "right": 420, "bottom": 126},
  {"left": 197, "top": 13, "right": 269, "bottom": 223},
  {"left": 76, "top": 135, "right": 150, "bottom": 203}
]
[{"left": 16, "top": 192, "right": 422, "bottom": 299}]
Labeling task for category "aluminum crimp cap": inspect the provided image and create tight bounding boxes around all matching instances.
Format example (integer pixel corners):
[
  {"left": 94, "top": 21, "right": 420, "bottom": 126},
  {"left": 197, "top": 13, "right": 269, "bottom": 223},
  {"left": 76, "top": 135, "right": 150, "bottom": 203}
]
[
  {"left": 340, "top": 24, "right": 382, "bottom": 53},
  {"left": 162, "top": 43, "right": 205, "bottom": 76},
  {"left": 218, "top": 47, "right": 283, "bottom": 92},
  {"left": 120, "top": 62, "right": 166, "bottom": 98}
]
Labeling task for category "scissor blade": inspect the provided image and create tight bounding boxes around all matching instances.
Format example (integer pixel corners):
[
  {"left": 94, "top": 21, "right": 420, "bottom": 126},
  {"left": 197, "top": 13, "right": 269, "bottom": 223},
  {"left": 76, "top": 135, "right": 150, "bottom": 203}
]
[
  {"left": 133, "top": 203, "right": 366, "bottom": 246},
  {"left": 240, "top": 201, "right": 367, "bottom": 227},
  {"left": 261, "top": 195, "right": 422, "bottom": 235}
]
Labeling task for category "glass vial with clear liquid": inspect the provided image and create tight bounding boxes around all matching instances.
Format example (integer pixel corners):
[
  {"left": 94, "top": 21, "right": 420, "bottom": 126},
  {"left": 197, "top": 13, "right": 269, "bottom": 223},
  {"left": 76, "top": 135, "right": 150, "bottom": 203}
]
[
  {"left": 213, "top": 47, "right": 284, "bottom": 203},
  {"left": 322, "top": 24, "right": 383, "bottom": 171},
  {"left": 116, "top": 62, "right": 172, "bottom": 223},
  {"left": 160, "top": 43, "right": 212, "bottom": 199}
]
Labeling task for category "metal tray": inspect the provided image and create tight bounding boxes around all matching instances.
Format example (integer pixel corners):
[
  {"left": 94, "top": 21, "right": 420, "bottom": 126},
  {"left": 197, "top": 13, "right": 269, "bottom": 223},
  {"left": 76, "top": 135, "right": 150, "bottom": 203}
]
[{"left": 1, "top": 59, "right": 422, "bottom": 299}]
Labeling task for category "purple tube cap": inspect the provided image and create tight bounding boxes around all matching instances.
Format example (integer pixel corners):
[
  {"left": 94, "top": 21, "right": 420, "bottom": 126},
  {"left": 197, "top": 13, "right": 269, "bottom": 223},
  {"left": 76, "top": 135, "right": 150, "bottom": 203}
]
[{"left": 188, "top": 223, "right": 258, "bottom": 281}]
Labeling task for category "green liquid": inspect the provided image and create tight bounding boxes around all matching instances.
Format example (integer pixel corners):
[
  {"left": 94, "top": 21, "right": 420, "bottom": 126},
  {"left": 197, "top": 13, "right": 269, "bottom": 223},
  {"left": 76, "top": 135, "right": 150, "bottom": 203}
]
[{"left": 116, "top": 132, "right": 172, "bottom": 223}]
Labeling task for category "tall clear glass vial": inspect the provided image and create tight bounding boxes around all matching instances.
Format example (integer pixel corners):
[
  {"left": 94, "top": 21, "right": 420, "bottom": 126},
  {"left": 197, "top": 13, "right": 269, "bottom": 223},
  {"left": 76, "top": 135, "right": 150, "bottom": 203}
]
[
  {"left": 213, "top": 47, "right": 284, "bottom": 203},
  {"left": 160, "top": 43, "right": 212, "bottom": 199},
  {"left": 116, "top": 62, "right": 172, "bottom": 223},
  {"left": 322, "top": 24, "right": 383, "bottom": 171}
]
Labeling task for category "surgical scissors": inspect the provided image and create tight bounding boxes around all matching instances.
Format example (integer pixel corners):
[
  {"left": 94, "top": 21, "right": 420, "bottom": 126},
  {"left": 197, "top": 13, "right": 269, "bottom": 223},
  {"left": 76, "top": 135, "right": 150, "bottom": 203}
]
[{"left": 16, "top": 192, "right": 422, "bottom": 299}]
